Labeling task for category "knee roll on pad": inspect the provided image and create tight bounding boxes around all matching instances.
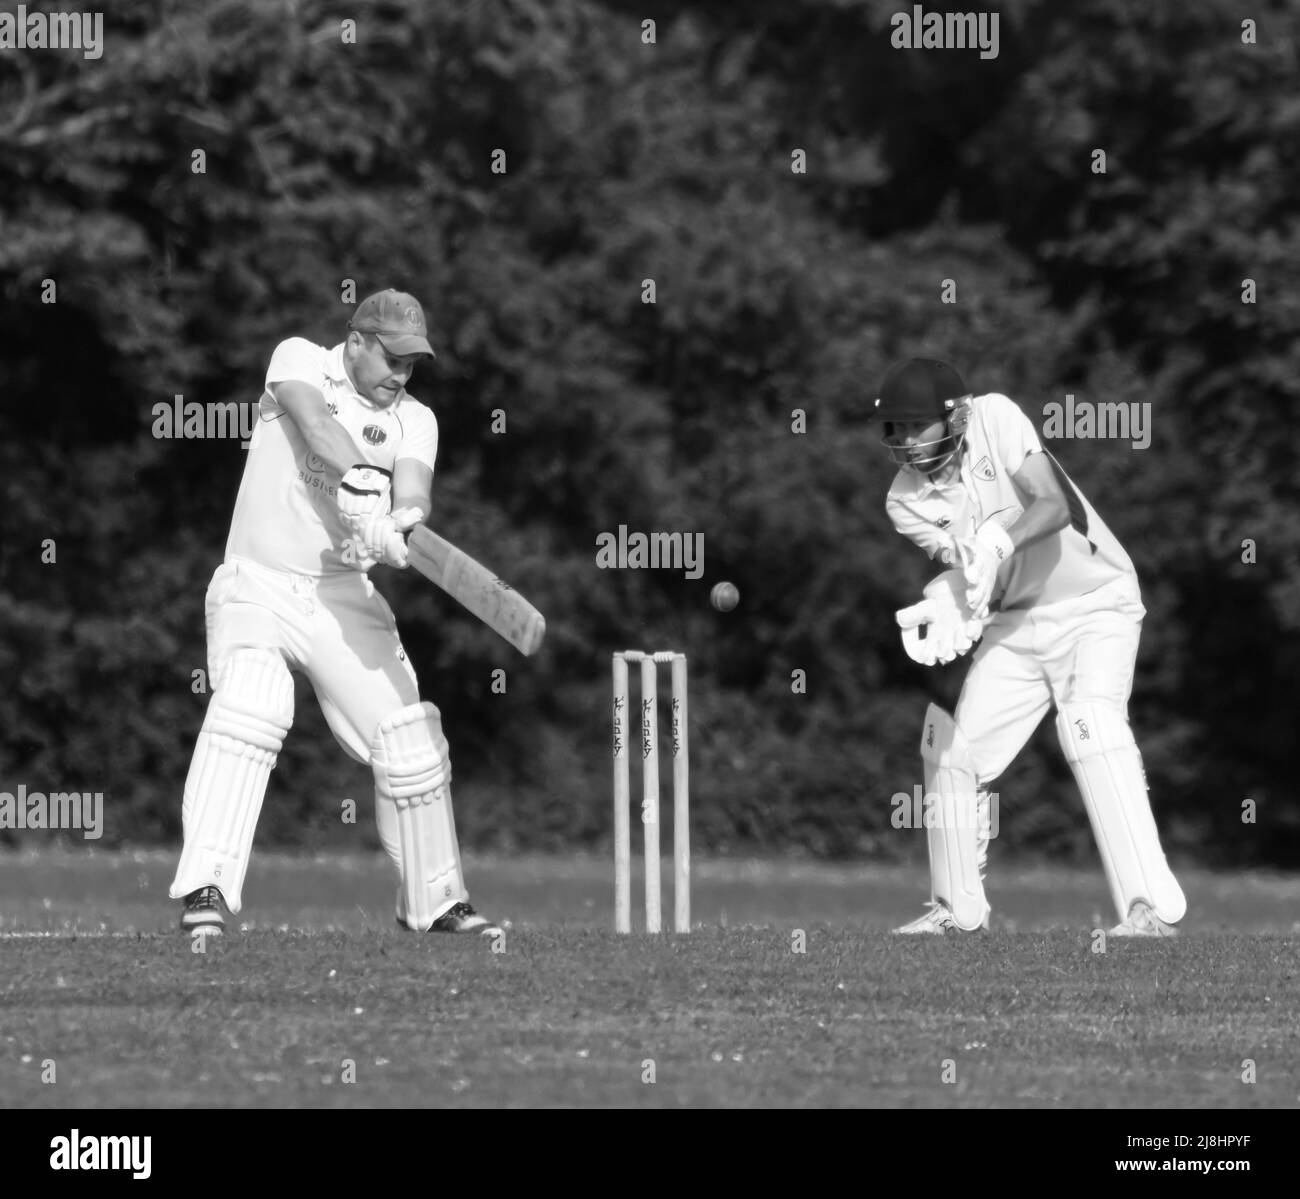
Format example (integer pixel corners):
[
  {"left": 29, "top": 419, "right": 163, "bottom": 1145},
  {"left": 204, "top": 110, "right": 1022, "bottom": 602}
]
[
  {"left": 374, "top": 702, "right": 451, "bottom": 798},
  {"left": 207, "top": 647, "right": 296, "bottom": 750},
  {"left": 1056, "top": 701, "right": 1186, "bottom": 925},
  {"left": 372, "top": 702, "right": 465, "bottom": 931}
]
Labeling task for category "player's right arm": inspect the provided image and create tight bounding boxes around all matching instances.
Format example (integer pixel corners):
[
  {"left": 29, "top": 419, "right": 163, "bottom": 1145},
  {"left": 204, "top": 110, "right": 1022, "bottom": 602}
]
[
  {"left": 979, "top": 394, "right": 1069, "bottom": 552},
  {"left": 273, "top": 380, "right": 366, "bottom": 478},
  {"left": 275, "top": 379, "right": 390, "bottom": 527}
]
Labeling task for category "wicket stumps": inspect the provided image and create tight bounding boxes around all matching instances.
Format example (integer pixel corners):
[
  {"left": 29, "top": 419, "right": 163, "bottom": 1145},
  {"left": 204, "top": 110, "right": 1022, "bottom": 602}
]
[{"left": 612, "top": 651, "right": 689, "bottom": 933}]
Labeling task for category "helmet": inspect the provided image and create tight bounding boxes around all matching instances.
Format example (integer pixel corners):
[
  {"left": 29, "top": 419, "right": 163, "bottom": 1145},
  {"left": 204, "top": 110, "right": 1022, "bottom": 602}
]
[{"left": 870, "top": 358, "right": 972, "bottom": 475}]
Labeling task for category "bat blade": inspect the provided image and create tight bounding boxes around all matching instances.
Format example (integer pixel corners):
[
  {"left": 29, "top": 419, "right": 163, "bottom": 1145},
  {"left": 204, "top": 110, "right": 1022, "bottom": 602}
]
[{"left": 404, "top": 526, "right": 546, "bottom": 656}]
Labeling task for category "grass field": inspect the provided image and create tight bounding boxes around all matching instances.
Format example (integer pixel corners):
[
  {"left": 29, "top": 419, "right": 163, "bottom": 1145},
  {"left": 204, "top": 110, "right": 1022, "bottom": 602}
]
[{"left": 1, "top": 850, "right": 1297, "bottom": 1108}]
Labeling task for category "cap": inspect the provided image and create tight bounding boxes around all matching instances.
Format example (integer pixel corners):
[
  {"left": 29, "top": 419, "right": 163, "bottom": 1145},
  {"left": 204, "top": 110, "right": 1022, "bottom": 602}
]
[
  {"left": 870, "top": 358, "right": 967, "bottom": 422},
  {"left": 348, "top": 289, "right": 436, "bottom": 358}
]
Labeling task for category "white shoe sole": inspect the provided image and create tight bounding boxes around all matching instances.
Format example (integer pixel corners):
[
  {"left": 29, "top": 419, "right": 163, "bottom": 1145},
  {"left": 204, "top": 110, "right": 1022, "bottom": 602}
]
[{"left": 183, "top": 921, "right": 224, "bottom": 935}]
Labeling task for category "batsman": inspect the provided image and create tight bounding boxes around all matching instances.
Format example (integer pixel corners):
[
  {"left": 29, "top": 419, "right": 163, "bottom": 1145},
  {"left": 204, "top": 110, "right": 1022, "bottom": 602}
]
[
  {"left": 169, "top": 288, "right": 500, "bottom": 937},
  {"left": 873, "top": 358, "right": 1186, "bottom": 936}
]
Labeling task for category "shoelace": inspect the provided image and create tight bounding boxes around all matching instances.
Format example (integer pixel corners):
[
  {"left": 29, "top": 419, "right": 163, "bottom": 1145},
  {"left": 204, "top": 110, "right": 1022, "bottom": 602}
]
[{"left": 913, "top": 902, "right": 954, "bottom": 925}]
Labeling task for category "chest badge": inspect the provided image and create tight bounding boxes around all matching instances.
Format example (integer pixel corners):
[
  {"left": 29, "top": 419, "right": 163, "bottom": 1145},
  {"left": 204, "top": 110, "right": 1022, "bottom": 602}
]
[
  {"left": 973, "top": 456, "right": 996, "bottom": 482},
  {"left": 362, "top": 424, "right": 388, "bottom": 446}
]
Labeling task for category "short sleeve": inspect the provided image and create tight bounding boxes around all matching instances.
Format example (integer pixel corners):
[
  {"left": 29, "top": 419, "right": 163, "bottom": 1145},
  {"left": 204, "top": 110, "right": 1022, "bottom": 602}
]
[
  {"left": 977, "top": 393, "right": 1042, "bottom": 476},
  {"left": 395, "top": 401, "right": 439, "bottom": 474},
  {"left": 264, "top": 338, "right": 326, "bottom": 390}
]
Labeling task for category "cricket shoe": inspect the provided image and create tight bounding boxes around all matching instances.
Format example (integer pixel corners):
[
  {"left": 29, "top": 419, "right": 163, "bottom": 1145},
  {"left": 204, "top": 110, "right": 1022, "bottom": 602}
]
[
  {"left": 397, "top": 902, "right": 503, "bottom": 937},
  {"left": 891, "top": 901, "right": 990, "bottom": 935},
  {"left": 1108, "top": 900, "right": 1179, "bottom": 938},
  {"left": 180, "top": 885, "right": 228, "bottom": 935}
]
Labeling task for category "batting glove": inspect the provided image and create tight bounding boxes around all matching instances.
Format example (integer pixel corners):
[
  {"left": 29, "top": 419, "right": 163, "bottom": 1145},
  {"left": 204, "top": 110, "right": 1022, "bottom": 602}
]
[
  {"left": 338, "top": 465, "right": 392, "bottom": 523},
  {"left": 357, "top": 505, "right": 424, "bottom": 568},
  {"left": 341, "top": 532, "right": 382, "bottom": 573}
]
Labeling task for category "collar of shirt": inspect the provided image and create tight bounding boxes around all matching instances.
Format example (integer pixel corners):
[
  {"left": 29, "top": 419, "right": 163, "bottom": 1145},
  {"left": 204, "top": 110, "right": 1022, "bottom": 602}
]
[
  {"left": 324, "top": 342, "right": 396, "bottom": 411},
  {"left": 324, "top": 342, "right": 350, "bottom": 385}
]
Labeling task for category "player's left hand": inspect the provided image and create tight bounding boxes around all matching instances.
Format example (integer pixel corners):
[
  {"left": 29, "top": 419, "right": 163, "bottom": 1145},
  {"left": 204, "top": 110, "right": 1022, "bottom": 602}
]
[
  {"left": 896, "top": 571, "right": 987, "bottom": 666},
  {"left": 957, "top": 521, "right": 1014, "bottom": 618},
  {"left": 357, "top": 506, "right": 424, "bottom": 568},
  {"left": 341, "top": 532, "right": 382, "bottom": 573},
  {"left": 897, "top": 598, "right": 954, "bottom": 665},
  {"left": 338, "top": 465, "right": 392, "bottom": 523}
]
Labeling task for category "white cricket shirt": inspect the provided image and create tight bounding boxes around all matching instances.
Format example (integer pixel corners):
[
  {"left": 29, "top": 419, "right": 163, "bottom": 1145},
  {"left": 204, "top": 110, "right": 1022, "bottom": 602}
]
[
  {"left": 225, "top": 338, "right": 438, "bottom": 576},
  {"left": 885, "top": 392, "right": 1136, "bottom": 610}
]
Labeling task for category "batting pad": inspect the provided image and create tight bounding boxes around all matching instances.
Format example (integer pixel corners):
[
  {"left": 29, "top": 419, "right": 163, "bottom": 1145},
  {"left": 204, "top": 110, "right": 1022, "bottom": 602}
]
[
  {"left": 919, "top": 705, "right": 990, "bottom": 931},
  {"left": 1056, "top": 702, "right": 1187, "bottom": 925},
  {"left": 372, "top": 702, "right": 466, "bottom": 931},
  {"left": 171, "top": 647, "right": 295, "bottom": 913}
]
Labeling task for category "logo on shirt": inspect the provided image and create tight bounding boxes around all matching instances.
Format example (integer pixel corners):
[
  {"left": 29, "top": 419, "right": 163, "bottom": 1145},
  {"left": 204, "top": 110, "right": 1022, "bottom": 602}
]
[
  {"left": 973, "top": 456, "right": 996, "bottom": 482},
  {"left": 305, "top": 453, "right": 327, "bottom": 475},
  {"left": 362, "top": 424, "right": 388, "bottom": 446},
  {"left": 326, "top": 401, "right": 339, "bottom": 416},
  {"left": 934, "top": 516, "right": 952, "bottom": 530}
]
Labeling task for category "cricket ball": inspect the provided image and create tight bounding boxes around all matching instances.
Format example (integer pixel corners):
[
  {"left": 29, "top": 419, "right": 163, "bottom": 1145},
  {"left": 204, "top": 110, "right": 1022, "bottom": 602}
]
[{"left": 710, "top": 581, "right": 740, "bottom": 612}]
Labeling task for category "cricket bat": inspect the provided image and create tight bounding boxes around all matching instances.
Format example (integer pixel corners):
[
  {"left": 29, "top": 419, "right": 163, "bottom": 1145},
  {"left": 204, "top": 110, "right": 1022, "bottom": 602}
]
[{"left": 396, "top": 525, "right": 546, "bottom": 656}]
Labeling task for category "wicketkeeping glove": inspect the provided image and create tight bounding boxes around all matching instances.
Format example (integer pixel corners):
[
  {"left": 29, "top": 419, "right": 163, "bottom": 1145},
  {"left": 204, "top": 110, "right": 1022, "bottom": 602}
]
[
  {"left": 956, "top": 520, "right": 1014, "bottom": 619},
  {"left": 896, "top": 570, "right": 989, "bottom": 666}
]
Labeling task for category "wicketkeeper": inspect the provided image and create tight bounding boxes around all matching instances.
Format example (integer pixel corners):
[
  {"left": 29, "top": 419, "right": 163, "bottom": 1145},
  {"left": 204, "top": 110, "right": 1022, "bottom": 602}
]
[
  {"left": 873, "top": 358, "right": 1185, "bottom": 936},
  {"left": 169, "top": 289, "right": 500, "bottom": 937}
]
